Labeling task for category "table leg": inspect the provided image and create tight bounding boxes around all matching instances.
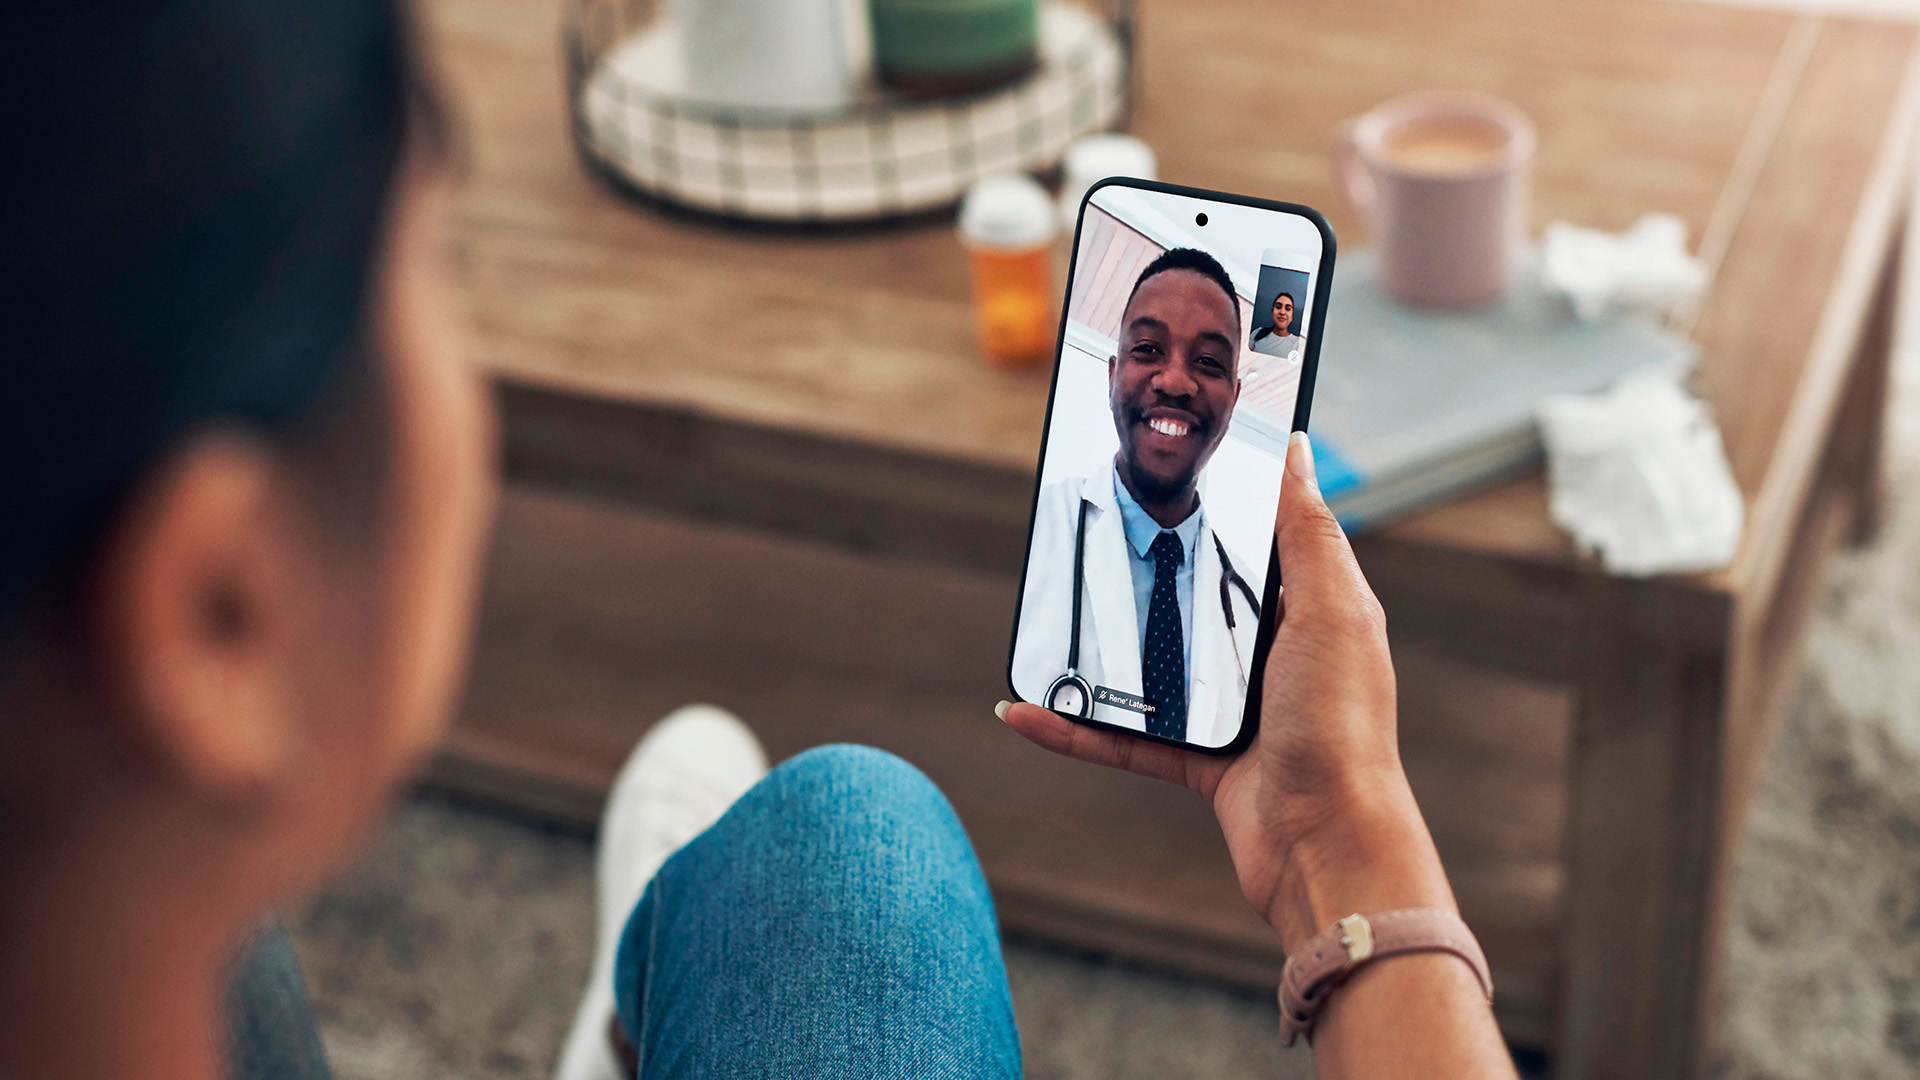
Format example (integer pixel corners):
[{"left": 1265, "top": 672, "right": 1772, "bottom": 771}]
[
  {"left": 1833, "top": 219, "right": 1905, "bottom": 548},
  {"left": 1557, "top": 579, "right": 1731, "bottom": 1080}
]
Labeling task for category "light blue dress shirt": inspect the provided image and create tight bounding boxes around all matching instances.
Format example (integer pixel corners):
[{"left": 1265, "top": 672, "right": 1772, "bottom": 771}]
[{"left": 1112, "top": 466, "right": 1202, "bottom": 705}]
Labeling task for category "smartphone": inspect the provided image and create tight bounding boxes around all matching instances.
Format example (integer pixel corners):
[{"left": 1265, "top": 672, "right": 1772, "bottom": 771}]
[{"left": 1005, "top": 178, "right": 1334, "bottom": 755}]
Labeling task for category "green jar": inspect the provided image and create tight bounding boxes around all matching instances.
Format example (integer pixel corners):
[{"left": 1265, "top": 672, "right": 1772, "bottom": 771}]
[{"left": 870, "top": 0, "right": 1039, "bottom": 95}]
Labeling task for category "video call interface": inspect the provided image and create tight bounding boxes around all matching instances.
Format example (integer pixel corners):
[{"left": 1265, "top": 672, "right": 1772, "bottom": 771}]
[{"left": 1011, "top": 185, "right": 1322, "bottom": 749}]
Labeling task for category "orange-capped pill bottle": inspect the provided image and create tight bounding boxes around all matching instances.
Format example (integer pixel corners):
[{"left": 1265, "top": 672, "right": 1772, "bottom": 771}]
[{"left": 958, "top": 174, "right": 1058, "bottom": 368}]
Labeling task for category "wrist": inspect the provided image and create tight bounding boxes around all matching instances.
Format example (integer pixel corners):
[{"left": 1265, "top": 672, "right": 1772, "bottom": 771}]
[{"left": 1263, "top": 779, "right": 1455, "bottom": 953}]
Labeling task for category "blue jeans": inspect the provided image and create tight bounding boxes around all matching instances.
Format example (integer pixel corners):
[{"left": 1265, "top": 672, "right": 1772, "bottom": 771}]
[
  {"left": 614, "top": 745, "right": 1021, "bottom": 1079},
  {"left": 225, "top": 746, "right": 1020, "bottom": 1080},
  {"left": 224, "top": 921, "right": 333, "bottom": 1080}
]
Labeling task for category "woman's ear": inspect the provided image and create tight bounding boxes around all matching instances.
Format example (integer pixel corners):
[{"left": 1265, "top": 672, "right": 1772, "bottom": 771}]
[{"left": 93, "top": 431, "right": 315, "bottom": 805}]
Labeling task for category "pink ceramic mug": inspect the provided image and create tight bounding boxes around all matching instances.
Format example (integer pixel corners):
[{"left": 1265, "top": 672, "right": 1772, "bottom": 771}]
[{"left": 1334, "top": 91, "right": 1536, "bottom": 306}]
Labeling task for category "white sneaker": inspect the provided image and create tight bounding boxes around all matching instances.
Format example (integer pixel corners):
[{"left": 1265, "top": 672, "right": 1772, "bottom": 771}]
[{"left": 553, "top": 704, "right": 769, "bottom": 1080}]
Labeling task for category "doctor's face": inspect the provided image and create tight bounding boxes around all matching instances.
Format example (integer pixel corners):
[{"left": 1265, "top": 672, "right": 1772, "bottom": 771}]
[{"left": 1109, "top": 269, "right": 1242, "bottom": 501}]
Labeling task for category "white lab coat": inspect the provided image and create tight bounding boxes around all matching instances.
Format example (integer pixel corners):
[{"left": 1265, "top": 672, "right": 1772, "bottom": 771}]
[{"left": 1010, "top": 470, "right": 1261, "bottom": 748}]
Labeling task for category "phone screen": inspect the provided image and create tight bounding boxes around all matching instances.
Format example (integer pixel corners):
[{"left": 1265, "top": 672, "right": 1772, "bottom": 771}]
[{"left": 1007, "top": 179, "right": 1333, "bottom": 752}]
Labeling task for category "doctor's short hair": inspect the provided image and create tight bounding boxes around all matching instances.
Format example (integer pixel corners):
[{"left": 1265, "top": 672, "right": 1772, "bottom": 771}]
[{"left": 1124, "top": 247, "right": 1241, "bottom": 333}]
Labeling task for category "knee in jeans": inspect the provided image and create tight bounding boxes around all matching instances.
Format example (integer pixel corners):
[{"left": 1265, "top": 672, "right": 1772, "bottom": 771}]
[
  {"left": 753, "top": 744, "right": 983, "bottom": 907},
  {"left": 765, "top": 745, "right": 955, "bottom": 832}
]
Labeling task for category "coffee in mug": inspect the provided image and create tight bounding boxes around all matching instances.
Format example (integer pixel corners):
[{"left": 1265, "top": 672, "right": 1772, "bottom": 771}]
[{"left": 1335, "top": 92, "right": 1535, "bottom": 306}]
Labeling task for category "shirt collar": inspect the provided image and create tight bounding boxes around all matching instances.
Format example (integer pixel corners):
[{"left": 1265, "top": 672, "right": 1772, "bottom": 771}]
[{"left": 1111, "top": 465, "right": 1203, "bottom": 562}]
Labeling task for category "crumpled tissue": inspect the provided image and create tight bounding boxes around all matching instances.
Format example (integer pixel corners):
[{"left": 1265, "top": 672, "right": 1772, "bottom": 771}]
[
  {"left": 1543, "top": 213, "right": 1708, "bottom": 321},
  {"left": 1537, "top": 366, "right": 1744, "bottom": 577}
]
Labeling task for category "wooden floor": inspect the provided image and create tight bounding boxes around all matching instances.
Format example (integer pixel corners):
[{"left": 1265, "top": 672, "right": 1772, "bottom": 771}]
[{"left": 434, "top": 485, "right": 1572, "bottom": 1046}]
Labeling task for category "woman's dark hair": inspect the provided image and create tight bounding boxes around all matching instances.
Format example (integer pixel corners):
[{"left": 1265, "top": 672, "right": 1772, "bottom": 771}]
[{"left": 0, "top": 0, "right": 419, "bottom": 613}]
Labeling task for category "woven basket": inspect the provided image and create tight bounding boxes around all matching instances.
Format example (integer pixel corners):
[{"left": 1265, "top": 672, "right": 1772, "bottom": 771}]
[{"left": 566, "top": 0, "right": 1134, "bottom": 224}]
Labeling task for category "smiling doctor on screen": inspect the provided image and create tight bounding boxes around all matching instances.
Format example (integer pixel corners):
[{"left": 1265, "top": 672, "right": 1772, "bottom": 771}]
[{"left": 1013, "top": 247, "right": 1264, "bottom": 748}]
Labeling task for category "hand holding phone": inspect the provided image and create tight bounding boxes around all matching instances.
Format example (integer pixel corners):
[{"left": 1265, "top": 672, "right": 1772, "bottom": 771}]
[
  {"left": 1002, "top": 431, "right": 1442, "bottom": 940},
  {"left": 999, "top": 433, "right": 1512, "bottom": 1077},
  {"left": 1000, "top": 178, "right": 1510, "bottom": 1070},
  {"left": 1000, "top": 176, "right": 1448, "bottom": 941}
]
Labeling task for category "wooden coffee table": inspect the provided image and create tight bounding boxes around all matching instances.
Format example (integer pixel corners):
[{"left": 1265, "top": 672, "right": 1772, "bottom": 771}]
[{"left": 420, "top": 0, "right": 1918, "bottom": 1075}]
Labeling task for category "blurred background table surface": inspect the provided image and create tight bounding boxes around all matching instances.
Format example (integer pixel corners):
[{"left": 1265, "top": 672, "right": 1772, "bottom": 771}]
[{"left": 419, "top": 0, "right": 1919, "bottom": 1076}]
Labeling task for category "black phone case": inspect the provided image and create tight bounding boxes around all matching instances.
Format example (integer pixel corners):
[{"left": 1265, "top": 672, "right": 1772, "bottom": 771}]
[{"left": 1002, "top": 176, "right": 1337, "bottom": 757}]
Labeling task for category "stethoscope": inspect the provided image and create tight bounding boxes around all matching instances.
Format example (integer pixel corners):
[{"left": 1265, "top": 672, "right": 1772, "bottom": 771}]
[{"left": 1044, "top": 498, "right": 1263, "bottom": 717}]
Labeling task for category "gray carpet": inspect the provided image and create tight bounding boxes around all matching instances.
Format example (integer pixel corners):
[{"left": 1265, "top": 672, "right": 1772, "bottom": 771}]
[
  {"left": 1711, "top": 304, "right": 1920, "bottom": 1075},
  {"left": 292, "top": 260, "right": 1920, "bottom": 1080}
]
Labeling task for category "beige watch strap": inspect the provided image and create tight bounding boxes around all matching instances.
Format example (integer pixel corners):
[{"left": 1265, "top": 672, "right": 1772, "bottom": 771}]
[{"left": 1278, "top": 908, "right": 1493, "bottom": 1046}]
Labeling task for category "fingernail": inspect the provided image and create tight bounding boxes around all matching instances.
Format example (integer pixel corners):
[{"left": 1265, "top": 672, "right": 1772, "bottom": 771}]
[
  {"left": 994, "top": 700, "right": 1012, "bottom": 721},
  {"left": 1287, "top": 431, "right": 1317, "bottom": 482}
]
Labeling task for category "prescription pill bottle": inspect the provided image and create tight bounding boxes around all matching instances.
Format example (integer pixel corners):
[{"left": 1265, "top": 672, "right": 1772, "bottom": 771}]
[
  {"left": 958, "top": 174, "right": 1057, "bottom": 368},
  {"left": 1057, "top": 134, "right": 1156, "bottom": 230}
]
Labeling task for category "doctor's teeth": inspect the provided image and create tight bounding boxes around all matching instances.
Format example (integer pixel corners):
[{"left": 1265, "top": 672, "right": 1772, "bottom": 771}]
[{"left": 1149, "top": 418, "right": 1190, "bottom": 437}]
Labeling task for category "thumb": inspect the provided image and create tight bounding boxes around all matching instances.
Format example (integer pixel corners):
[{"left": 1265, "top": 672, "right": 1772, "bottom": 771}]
[{"left": 1273, "top": 431, "right": 1369, "bottom": 613}]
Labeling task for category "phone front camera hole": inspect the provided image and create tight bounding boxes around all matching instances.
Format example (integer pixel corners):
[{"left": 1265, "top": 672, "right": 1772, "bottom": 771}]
[{"left": 1195, "top": 212, "right": 1209, "bottom": 226}]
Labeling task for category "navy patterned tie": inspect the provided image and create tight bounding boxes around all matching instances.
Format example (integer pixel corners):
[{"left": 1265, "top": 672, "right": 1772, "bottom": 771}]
[{"left": 1143, "top": 531, "right": 1187, "bottom": 740}]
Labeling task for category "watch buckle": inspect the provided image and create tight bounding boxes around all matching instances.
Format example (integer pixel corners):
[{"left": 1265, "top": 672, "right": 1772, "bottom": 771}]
[{"left": 1337, "top": 913, "right": 1375, "bottom": 963}]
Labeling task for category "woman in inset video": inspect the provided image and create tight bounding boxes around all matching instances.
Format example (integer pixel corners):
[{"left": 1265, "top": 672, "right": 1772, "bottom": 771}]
[{"left": 1250, "top": 289, "right": 1305, "bottom": 359}]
